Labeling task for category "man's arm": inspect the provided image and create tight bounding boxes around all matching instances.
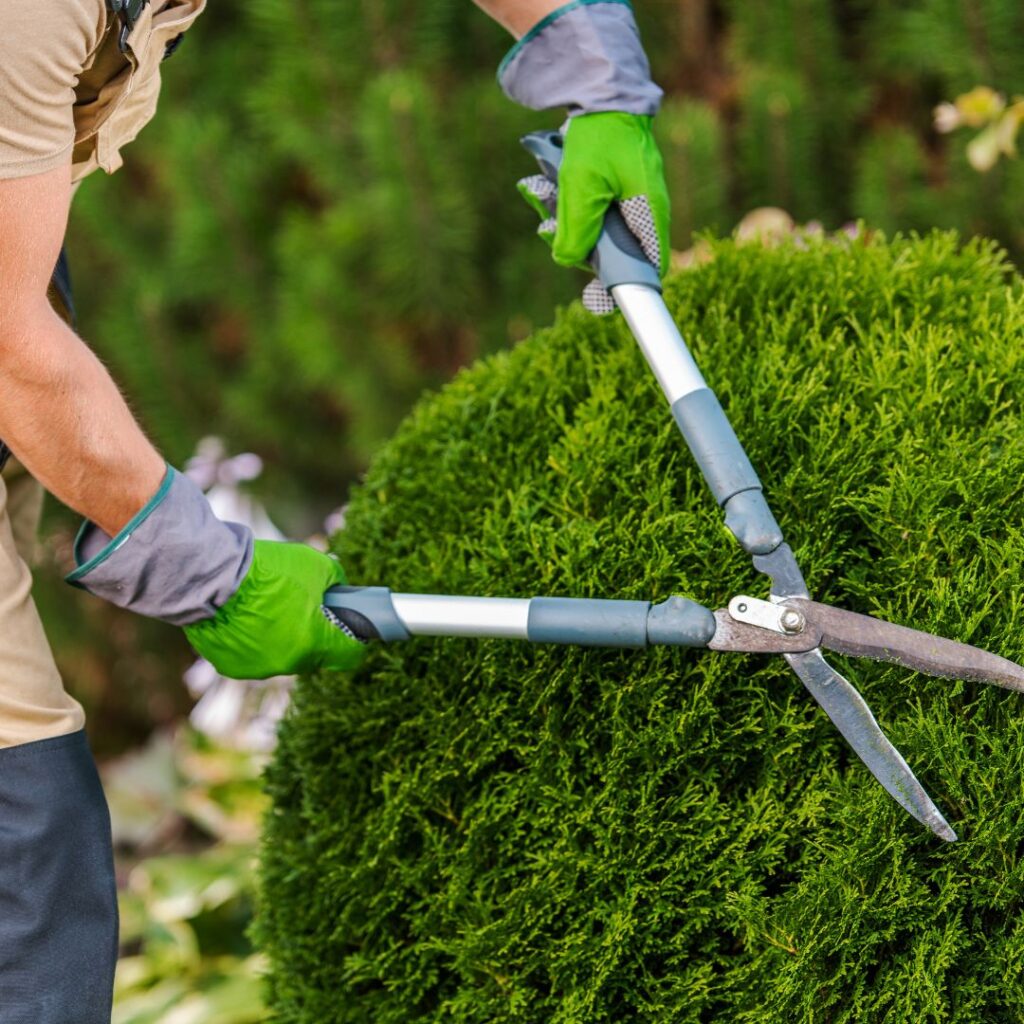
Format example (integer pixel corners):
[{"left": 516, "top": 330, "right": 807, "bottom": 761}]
[
  {"left": 0, "top": 162, "right": 362, "bottom": 677},
  {"left": 472, "top": 0, "right": 670, "bottom": 299},
  {"left": 0, "top": 164, "right": 165, "bottom": 536},
  {"left": 472, "top": 0, "right": 563, "bottom": 37}
]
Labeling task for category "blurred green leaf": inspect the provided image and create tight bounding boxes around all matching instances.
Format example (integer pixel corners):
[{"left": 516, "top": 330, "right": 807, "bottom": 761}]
[{"left": 106, "top": 729, "right": 268, "bottom": 1020}]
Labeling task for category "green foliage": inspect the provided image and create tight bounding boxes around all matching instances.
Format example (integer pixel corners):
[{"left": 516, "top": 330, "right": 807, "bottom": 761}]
[
  {"left": 107, "top": 728, "right": 269, "bottom": 1022},
  {"left": 852, "top": 128, "right": 945, "bottom": 233},
  {"left": 734, "top": 66, "right": 822, "bottom": 219},
  {"left": 655, "top": 99, "right": 729, "bottom": 245},
  {"left": 63, "top": 0, "right": 1024, "bottom": 529},
  {"left": 864, "top": 0, "right": 1024, "bottom": 91},
  {"left": 256, "top": 235, "right": 1024, "bottom": 1022},
  {"left": 728, "top": 0, "right": 864, "bottom": 223}
]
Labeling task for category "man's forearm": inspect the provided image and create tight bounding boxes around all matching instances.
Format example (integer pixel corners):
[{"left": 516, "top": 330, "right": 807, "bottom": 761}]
[
  {"left": 472, "top": 0, "right": 564, "bottom": 37},
  {"left": 0, "top": 301, "right": 165, "bottom": 537}
]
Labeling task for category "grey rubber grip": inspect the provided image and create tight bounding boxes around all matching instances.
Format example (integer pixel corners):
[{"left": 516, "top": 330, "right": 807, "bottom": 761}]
[
  {"left": 520, "top": 130, "right": 662, "bottom": 292},
  {"left": 323, "top": 586, "right": 411, "bottom": 642},
  {"left": 646, "top": 596, "right": 717, "bottom": 647},
  {"left": 527, "top": 597, "right": 651, "bottom": 647},
  {"left": 670, "top": 388, "right": 762, "bottom": 503},
  {"left": 671, "top": 389, "right": 783, "bottom": 554},
  {"left": 722, "top": 491, "right": 784, "bottom": 556}
]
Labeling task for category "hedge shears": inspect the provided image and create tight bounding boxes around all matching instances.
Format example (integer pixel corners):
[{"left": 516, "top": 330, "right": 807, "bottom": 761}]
[{"left": 325, "top": 130, "right": 1024, "bottom": 842}]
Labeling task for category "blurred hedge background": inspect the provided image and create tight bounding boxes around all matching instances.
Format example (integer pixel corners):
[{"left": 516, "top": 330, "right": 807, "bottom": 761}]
[
  {"left": 41, "top": 0, "right": 1024, "bottom": 750},
  {"left": 27, "top": 0, "right": 1024, "bottom": 1018},
  {"left": 64, "top": 0, "right": 1024, "bottom": 558}
]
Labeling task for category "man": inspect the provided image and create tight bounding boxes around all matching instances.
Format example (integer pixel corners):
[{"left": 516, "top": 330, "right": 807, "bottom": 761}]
[{"left": 0, "top": 0, "right": 668, "bottom": 1018}]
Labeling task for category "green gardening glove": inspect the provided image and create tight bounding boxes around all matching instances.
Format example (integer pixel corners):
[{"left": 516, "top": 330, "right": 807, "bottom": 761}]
[
  {"left": 498, "top": 0, "right": 670, "bottom": 314},
  {"left": 520, "top": 112, "right": 670, "bottom": 274},
  {"left": 517, "top": 112, "right": 670, "bottom": 312},
  {"left": 69, "top": 466, "right": 366, "bottom": 681},
  {"left": 184, "top": 539, "right": 366, "bottom": 680}
]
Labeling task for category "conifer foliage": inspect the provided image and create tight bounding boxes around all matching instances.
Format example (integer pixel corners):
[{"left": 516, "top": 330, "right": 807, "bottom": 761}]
[
  {"left": 256, "top": 235, "right": 1024, "bottom": 1022},
  {"left": 65, "top": 0, "right": 1024, "bottom": 517}
]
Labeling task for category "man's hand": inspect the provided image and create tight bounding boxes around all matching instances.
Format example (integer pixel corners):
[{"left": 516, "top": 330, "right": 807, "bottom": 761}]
[
  {"left": 0, "top": 165, "right": 166, "bottom": 535},
  {"left": 475, "top": 0, "right": 671, "bottom": 309},
  {"left": 520, "top": 112, "right": 670, "bottom": 274},
  {"left": 184, "top": 541, "right": 366, "bottom": 679}
]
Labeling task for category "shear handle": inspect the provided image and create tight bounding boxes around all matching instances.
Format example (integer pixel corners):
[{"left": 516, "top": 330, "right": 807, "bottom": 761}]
[{"left": 324, "top": 587, "right": 716, "bottom": 648}]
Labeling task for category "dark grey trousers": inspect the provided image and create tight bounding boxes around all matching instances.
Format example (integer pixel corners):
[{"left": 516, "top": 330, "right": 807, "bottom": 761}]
[{"left": 0, "top": 730, "right": 117, "bottom": 1023}]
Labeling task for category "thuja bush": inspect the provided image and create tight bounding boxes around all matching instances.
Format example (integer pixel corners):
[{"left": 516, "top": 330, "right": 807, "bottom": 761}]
[{"left": 257, "top": 235, "right": 1024, "bottom": 1023}]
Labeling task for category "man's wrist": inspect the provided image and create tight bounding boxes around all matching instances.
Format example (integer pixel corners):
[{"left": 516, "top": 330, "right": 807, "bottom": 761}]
[
  {"left": 498, "top": 0, "right": 662, "bottom": 117},
  {"left": 96, "top": 451, "right": 168, "bottom": 537}
]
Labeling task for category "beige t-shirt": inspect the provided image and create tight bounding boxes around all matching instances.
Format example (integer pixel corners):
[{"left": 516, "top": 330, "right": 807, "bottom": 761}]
[{"left": 0, "top": 0, "right": 204, "bottom": 183}]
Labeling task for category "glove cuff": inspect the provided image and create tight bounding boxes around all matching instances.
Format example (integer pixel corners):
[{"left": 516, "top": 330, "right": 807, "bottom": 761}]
[
  {"left": 498, "top": 0, "right": 662, "bottom": 117},
  {"left": 66, "top": 465, "right": 254, "bottom": 626}
]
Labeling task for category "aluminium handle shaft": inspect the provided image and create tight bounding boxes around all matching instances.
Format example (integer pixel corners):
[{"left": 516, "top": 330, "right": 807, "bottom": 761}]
[
  {"left": 323, "top": 587, "right": 716, "bottom": 649},
  {"left": 610, "top": 284, "right": 785, "bottom": 555}
]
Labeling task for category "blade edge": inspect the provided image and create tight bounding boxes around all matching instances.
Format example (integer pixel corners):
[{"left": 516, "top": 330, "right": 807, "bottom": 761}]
[{"left": 785, "top": 650, "right": 956, "bottom": 842}]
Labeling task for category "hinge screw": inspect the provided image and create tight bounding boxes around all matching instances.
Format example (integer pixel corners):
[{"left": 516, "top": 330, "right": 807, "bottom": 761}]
[{"left": 780, "top": 609, "right": 805, "bottom": 634}]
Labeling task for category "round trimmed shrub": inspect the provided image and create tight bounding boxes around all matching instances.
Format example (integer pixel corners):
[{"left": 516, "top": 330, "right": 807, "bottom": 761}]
[{"left": 256, "top": 234, "right": 1024, "bottom": 1023}]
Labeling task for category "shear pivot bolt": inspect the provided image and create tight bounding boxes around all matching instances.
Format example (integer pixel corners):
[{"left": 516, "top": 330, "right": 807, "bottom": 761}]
[{"left": 780, "top": 609, "right": 805, "bottom": 634}]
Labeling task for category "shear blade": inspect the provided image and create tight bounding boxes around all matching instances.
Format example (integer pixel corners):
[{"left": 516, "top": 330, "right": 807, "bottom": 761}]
[
  {"left": 788, "top": 599, "right": 1024, "bottom": 692},
  {"left": 785, "top": 650, "right": 957, "bottom": 841}
]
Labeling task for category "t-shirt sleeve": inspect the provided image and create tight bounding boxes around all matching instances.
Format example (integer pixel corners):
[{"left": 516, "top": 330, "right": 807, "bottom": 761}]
[{"left": 0, "top": 0, "right": 104, "bottom": 179}]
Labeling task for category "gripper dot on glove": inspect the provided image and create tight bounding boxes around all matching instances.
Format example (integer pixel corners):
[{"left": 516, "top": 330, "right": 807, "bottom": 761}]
[
  {"left": 520, "top": 174, "right": 557, "bottom": 211},
  {"left": 619, "top": 196, "right": 662, "bottom": 269}
]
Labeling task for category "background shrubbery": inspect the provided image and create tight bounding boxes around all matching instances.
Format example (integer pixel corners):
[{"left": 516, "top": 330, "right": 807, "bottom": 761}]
[
  {"left": 66, "top": 0, "right": 1024, "bottom": 514},
  {"left": 52, "top": 0, "right": 1024, "bottom": 743},
  {"left": 256, "top": 234, "right": 1024, "bottom": 1022},
  {"left": 37, "top": 0, "right": 1024, "bottom": 1018}
]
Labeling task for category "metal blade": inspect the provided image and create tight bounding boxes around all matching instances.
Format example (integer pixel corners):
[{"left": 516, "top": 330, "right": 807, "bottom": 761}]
[
  {"left": 788, "top": 599, "right": 1024, "bottom": 692},
  {"left": 785, "top": 650, "right": 956, "bottom": 841},
  {"left": 752, "top": 543, "right": 810, "bottom": 600},
  {"left": 708, "top": 608, "right": 820, "bottom": 653}
]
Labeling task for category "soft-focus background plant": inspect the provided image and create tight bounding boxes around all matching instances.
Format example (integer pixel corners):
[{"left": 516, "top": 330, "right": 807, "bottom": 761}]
[
  {"left": 28, "top": 0, "right": 1024, "bottom": 1018},
  {"left": 105, "top": 727, "right": 268, "bottom": 1024}
]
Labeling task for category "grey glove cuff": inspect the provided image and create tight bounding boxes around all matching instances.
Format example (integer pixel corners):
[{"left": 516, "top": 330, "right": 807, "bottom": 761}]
[
  {"left": 498, "top": 0, "right": 662, "bottom": 117},
  {"left": 66, "top": 466, "right": 253, "bottom": 626}
]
